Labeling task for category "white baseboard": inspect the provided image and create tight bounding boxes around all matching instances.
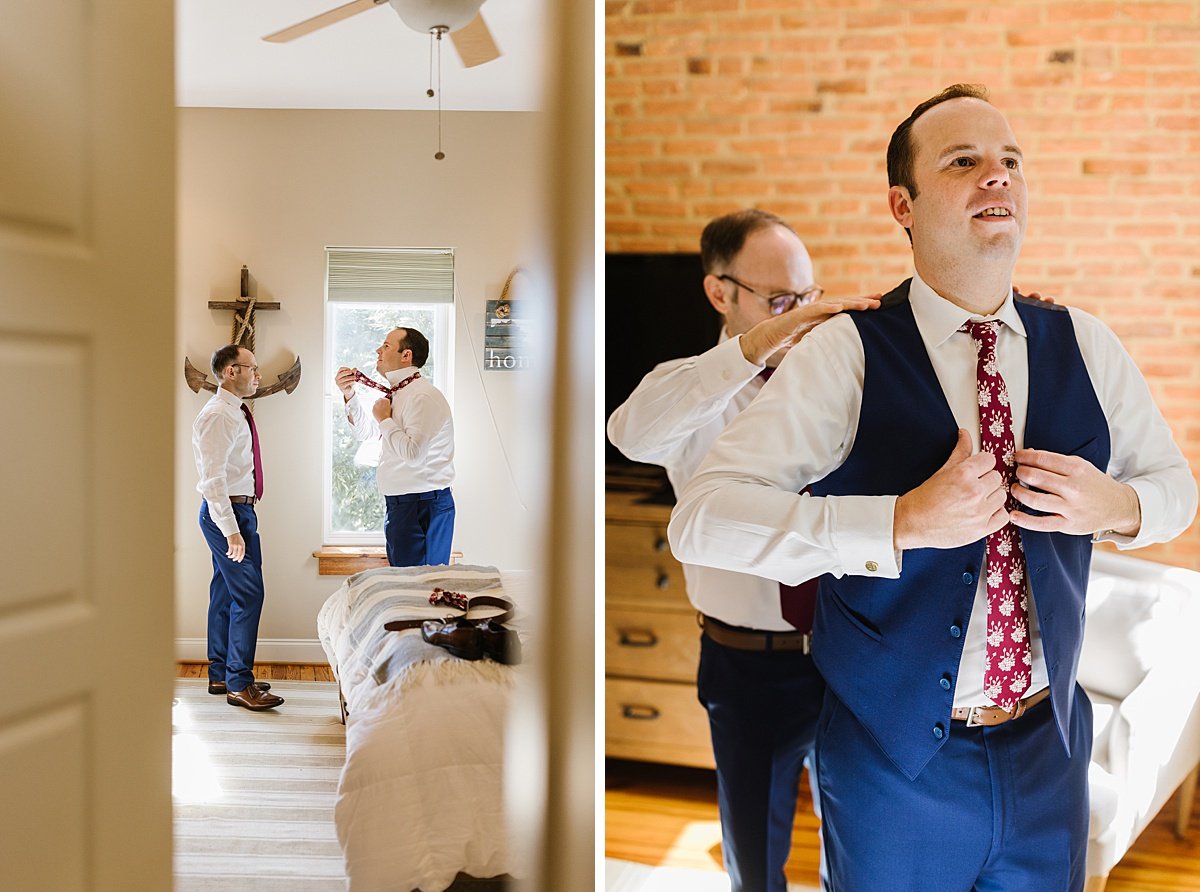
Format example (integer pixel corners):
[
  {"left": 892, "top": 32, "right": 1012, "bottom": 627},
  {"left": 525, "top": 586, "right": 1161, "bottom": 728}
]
[{"left": 175, "top": 637, "right": 329, "bottom": 664}]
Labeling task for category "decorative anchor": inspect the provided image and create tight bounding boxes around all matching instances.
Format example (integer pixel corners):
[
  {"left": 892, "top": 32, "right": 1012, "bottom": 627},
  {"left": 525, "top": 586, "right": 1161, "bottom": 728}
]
[{"left": 183, "top": 265, "right": 302, "bottom": 399}]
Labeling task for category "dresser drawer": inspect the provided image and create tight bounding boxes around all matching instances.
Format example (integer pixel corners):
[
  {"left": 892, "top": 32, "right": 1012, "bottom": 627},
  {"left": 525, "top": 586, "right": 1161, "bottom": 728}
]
[
  {"left": 606, "top": 523, "right": 687, "bottom": 606},
  {"left": 605, "top": 677, "right": 715, "bottom": 769},
  {"left": 606, "top": 606, "right": 700, "bottom": 682}
]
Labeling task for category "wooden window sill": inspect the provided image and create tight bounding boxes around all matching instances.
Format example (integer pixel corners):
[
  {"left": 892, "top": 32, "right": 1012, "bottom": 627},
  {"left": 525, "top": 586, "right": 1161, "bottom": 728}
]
[
  {"left": 312, "top": 546, "right": 389, "bottom": 576},
  {"left": 312, "top": 547, "right": 464, "bottom": 576}
]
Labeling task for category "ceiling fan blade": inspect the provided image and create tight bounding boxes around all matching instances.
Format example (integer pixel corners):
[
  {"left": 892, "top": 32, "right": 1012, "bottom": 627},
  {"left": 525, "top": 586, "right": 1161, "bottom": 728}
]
[
  {"left": 450, "top": 13, "right": 501, "bottom": 68},
  {"left": 262, "top": 0, "right": 387, "bottom": 43}
]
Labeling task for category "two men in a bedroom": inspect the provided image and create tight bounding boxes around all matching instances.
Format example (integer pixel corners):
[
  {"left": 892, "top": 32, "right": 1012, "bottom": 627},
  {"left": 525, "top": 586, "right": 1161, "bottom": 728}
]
[
  {"left": 334, "top": 326, "right": 457, "bottom": 567},
  {"left": 192, "top": 344, "right": 284, "bottom": 712}
]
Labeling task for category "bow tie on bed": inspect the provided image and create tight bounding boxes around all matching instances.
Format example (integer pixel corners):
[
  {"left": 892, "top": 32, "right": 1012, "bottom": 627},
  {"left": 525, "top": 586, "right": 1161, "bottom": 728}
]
[{"left": 384, "top": 588, "right": 522, "bottom": 665}]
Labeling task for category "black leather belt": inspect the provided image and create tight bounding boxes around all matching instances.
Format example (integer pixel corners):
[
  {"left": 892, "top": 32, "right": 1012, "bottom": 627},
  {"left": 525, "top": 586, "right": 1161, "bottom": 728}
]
[
  {"left": 228, "top": 495, "right": 257, "bottom": 505},
  {"left": 950, "top": 687, "right": 1051, "bottom": 727},
  {"left": 700, "top": 614, "right": 811, "bottom": 654}
]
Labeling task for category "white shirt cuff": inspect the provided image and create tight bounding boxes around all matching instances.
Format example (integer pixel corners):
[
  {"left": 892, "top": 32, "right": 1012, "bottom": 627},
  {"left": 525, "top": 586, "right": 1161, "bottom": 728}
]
[{"left": 829, "top": 495, "right": 901, "bottom": 578}]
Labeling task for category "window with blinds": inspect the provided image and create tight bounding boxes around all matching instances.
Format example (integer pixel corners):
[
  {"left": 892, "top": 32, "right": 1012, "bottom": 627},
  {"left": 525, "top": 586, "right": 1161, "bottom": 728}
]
[{"left": 323, "top": 247, "right": 455, "bottom": 542}]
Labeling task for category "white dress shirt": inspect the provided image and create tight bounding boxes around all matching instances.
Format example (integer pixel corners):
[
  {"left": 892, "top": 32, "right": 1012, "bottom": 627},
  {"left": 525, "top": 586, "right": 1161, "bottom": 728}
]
[
  {"left": 670, "top": 271, "right": 1197, "bottom": 706},
  {"left": 608, "top": 333, "right": 802, "bottom": 630},
  {"left": 345, "top": 367, "right": 455, "bottom": 496},
  {"left": 192, "top": 386, "right": 256, "bottom": 537}
]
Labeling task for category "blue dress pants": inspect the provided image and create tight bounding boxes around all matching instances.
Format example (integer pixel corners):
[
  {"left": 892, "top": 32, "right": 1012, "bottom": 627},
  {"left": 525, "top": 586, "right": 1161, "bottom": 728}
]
[
  {"left": 199, "top": 501, "right": 265, "bottom": 693},
  {"left": 697, "top": 631, "right": 827, "bottom": 892},
  {"left": 384, "top": 487, "right": 455, "bottom": 567},
  {"left": 816, "top": 685, "right": 1093, "bottom": 892}
]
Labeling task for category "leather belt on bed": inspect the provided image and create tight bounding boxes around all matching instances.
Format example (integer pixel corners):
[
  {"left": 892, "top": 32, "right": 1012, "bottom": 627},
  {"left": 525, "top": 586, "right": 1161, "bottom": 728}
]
[{"left": 383, "top": 593, "right": 515, "bottom": 631}]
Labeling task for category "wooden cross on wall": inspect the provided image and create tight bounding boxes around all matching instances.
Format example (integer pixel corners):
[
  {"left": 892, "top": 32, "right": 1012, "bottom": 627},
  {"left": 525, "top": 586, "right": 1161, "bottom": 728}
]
[{"left": 183, "top": 265, "right": 302, "bottom": 399}]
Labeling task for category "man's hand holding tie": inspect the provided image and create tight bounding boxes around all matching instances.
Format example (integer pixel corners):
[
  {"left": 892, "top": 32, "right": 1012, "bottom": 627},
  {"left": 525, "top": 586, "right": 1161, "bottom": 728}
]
[
  {"left": 1010, "top": 449, "right": 1142, "bottom": 537},
  {"left": 893, "top": 428, "right": 1010, "bottom": 551}
]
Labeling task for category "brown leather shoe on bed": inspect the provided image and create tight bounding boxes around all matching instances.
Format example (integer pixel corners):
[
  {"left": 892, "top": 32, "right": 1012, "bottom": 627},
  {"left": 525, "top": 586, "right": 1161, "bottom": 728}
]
[
  {"left": 208, "top": 680, "right": 272, "bottom": 695},
  {"left": 226, "top": 684, "right": 285, "bottom": 711}
]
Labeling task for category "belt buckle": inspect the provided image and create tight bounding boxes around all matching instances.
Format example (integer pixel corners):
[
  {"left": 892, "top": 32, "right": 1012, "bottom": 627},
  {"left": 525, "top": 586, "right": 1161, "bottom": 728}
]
[{"left": 965, "top": 705, "right": 986, "bottom": 728}]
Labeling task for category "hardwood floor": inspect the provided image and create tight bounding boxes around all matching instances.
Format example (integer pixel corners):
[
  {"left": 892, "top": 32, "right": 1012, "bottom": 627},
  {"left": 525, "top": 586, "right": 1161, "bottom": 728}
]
[
  {"left": 606, "top": 758, "right": 1200, "bottom": 891},
  {"left": 176, "top": 661, "right": 335, "bottom": 683}
]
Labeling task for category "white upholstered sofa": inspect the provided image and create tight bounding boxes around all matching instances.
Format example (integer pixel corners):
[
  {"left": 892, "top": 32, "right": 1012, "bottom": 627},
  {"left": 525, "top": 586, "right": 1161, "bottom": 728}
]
[{"left": 1079, "top": 549, "right": 1200, "bottom": 891}]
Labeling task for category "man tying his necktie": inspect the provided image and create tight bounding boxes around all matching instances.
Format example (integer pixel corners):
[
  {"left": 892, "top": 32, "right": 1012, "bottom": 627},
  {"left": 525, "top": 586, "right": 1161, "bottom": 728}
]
[
  {"left": 334, "top": 326, "right": 456, "bottom": 567},
  {"left": 192, "top": 344, "right": 284, "bottom": 711},
  {"left": 669, "top": 84, "right": 1197, "bottom": 890}
]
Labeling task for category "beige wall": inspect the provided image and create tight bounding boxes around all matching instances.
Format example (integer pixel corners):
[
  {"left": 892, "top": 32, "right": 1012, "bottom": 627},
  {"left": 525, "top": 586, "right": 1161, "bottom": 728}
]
[{"left": 175, "top": 107, "right": 553, "bottom": 659}]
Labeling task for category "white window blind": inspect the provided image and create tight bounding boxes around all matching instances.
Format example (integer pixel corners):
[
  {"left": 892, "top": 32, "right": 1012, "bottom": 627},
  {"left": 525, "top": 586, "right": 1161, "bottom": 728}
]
[{"left": 326, "top": 247, "right": 455, "bottom": 304}]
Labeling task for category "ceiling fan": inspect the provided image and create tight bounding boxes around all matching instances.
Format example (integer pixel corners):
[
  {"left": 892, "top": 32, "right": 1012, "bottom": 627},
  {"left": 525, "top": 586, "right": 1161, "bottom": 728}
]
[{"left": 263, "top": 0, "right": 500, "bottom": 68}]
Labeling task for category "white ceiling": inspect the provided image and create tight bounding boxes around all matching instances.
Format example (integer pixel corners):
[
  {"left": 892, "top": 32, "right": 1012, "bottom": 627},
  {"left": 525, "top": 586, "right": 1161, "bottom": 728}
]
[{"left": 176, "top": 0, "right": 548, "bottom": 111}]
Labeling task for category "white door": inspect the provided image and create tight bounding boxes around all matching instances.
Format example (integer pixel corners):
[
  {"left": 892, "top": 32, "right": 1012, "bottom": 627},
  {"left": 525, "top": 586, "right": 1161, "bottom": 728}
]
[{"left": 0, "top": 2, "right": 175, "bottom": 889}]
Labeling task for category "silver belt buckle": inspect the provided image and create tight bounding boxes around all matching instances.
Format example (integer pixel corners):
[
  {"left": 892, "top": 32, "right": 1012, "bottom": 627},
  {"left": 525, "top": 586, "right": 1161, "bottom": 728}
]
[
  {"left": 965, "top": 705, "right": 986, "bottom": 728},
  {"left": 801, "top": 633, "right": 811, "bottom": 655}
]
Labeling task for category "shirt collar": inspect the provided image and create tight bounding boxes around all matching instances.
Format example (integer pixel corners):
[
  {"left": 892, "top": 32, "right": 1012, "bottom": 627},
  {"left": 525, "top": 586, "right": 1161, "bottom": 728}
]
[
  {"left": 215, "top": 385, "right": 244, "bottom": 409},
  {"left": 384, "top": 366, "right": 421, "bottom": 386},
  {"left": 908, "top": 269, "right": 1027, "bottom": 348}
]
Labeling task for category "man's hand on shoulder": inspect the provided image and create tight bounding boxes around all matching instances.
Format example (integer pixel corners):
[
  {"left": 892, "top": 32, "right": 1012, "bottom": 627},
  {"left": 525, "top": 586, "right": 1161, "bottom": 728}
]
[
  {"left": 1016, "top": 287, "right": 1056, "bottom": 305},
  {"left": 1010, "top": 449, "right": 1142, "bottom": 537},
  {"left": 739, "top": 293, "right": 882, "bottom": 367},
  {"left": 894, "top": 429, "right": 1010, "bottom": 551}
]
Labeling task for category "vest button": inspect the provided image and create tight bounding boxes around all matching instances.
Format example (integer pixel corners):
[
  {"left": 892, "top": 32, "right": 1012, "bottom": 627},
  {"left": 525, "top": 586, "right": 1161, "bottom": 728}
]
[
  {"left": 865, "top": 560, "right": 878, "bottom": 572},
  {"left": 933, "top": 724, "right": 945, "bottom": 739},
  {"left": 940, "top": 676, "right": 952, "bottom": 690},
  {"left": 962, "top": 572, "right": 974, "bottom": 585},
  {"left": 949, "top": 625, "right": 962, "bottom": 638}
]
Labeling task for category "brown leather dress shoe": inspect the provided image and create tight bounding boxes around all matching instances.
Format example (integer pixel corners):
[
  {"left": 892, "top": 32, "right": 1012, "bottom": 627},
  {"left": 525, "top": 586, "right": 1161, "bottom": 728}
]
[
  {"left": 226, "top": 684, "right": 285, "bottom": 711},
  {"left": 208, "top": 680, "right": 272, "bottom": 695}
]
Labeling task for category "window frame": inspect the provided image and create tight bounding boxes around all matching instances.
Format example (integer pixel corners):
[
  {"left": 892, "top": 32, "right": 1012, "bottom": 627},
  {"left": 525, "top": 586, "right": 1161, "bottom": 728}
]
[{"left": 321, "top": 250, "right": 455, "bottom": 546}]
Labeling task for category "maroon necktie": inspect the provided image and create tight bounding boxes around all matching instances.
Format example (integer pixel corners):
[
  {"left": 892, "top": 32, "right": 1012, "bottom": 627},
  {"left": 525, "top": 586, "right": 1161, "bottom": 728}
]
[
  {"left": 240, "top": 403, "right": 264, "bottom": 500},
  {"left": 964, "top": 321, "right": 1030, "bottom": 712}
]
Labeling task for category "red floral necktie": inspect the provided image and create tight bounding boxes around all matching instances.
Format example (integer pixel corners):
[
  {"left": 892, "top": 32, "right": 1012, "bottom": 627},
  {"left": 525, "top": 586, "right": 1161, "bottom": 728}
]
[
  {"left": 240, "top": 403, "right": 264, "bottom": 501},
  {"left": 963, "top": 321, "right": 1030, "bottom": 712}
]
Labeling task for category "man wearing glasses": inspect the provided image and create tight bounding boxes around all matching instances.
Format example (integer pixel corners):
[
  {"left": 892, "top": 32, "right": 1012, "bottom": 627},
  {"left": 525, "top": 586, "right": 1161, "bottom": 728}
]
[
  {"left": 192, "top": 344, "right": 284, "bottom": 711},
  {"left": 607, "top": 208, "right": 879, "bottom": 892}
]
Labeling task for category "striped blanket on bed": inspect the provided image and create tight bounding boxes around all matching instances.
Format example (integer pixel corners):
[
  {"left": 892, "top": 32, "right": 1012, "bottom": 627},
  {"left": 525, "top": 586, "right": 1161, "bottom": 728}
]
[{"left": 316, "top": 564, "right": 519, "bottom": 714}]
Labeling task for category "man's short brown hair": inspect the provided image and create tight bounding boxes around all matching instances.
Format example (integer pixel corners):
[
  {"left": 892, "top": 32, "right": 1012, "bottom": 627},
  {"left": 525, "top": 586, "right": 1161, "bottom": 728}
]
[
  {"left": 887, "top": 83, "right": 991, "bottom": 200},
  {"left": 700, "top": 209, "right": 795, "bottom": 275},
  {"left": 211, "top": 344, "right": 244, "bottom": 377}
]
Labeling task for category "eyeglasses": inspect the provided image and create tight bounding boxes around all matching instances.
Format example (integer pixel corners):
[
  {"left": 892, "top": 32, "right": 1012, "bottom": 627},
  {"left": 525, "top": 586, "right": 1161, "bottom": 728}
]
[
  {"left": 231, "top": 363, "right": 260, "bottom": 374},
  {"left": 718, "top": 274, "right": 824, "bottom": 316}
]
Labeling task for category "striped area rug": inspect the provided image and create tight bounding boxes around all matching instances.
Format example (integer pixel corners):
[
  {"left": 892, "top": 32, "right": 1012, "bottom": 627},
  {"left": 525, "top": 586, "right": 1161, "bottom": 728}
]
[{"left": 172, "top": 678, "right": 348, "bottom": 891}]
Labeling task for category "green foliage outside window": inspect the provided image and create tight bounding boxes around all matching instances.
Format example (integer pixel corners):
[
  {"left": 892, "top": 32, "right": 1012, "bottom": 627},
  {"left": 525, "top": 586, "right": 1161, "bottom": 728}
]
[{"left": 330, "top": 305, "right": 438, "bottom": 535}]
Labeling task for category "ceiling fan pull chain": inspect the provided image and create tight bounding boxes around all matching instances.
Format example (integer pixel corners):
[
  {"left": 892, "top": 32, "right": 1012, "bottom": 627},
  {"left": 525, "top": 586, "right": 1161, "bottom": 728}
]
[
  {"left": 426, "top": 29, "right": 435, "bottom": 98},
  {"left": 434, "top": 27, "right": 445, "bottom": 160}
]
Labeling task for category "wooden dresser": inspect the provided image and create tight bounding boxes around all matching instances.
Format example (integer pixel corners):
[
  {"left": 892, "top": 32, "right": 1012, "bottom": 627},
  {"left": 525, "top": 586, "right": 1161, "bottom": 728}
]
[{"left": 605, "top": 469, "right": 715, "bottom": 769}]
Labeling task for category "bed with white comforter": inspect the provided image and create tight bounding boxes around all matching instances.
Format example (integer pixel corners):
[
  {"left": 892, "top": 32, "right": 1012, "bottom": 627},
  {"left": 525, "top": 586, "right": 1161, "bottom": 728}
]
[{"left": 317, "top": 564, "right": 527, "bottom": 892}]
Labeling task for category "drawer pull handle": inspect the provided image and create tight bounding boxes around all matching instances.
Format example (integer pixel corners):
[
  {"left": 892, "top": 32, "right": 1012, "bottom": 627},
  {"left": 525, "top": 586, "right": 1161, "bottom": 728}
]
[
  {"left": 653, "top": 536, "right": 668, "bottom": 553},
  {"left": 618, "top": 629, "right": 658, "bottom": 648},
  {"left": 622, "top": 704, "right": 660, "bottom": 721},
  {"left": 656, "top": 573, "right": 670, "bottom": 590}
]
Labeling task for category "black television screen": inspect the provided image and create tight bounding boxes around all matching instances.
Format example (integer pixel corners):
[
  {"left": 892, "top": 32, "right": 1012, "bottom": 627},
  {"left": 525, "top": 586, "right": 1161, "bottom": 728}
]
[{"left": 605, "top": 252, "right": 723, "bottom": 468}]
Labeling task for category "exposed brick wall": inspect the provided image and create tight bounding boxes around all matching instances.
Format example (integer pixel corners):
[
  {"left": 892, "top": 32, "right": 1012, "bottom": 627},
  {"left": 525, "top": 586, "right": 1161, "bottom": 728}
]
[{"left": 606, "top": 0, "right": 1200, "bottom": 568}]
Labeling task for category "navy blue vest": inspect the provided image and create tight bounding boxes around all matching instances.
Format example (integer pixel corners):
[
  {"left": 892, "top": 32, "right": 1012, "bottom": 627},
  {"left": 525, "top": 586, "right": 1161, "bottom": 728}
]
[{"left": 809, "top": 280, "right": 1110, "bottom": 779}]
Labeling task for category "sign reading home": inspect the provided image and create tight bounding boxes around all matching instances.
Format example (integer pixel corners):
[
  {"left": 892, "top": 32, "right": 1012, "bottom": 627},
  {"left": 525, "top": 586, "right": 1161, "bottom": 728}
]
[{"left": 484, "top": 300, "right": 529, "bottom": 371}]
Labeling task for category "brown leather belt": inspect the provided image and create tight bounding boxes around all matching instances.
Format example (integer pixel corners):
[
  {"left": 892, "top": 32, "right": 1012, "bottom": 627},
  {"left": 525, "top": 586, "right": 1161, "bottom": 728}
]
[
  {"left": 700, "top": 615, "right": 811, "bottom": 654},
  {"left": 950, "top": 687, "right": 1051, "bottom": 727},
  {"left": 228, "top": 495, "right": 257, "bottom": 505}
]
